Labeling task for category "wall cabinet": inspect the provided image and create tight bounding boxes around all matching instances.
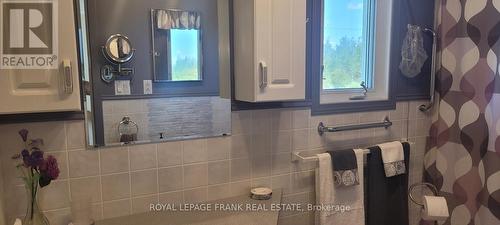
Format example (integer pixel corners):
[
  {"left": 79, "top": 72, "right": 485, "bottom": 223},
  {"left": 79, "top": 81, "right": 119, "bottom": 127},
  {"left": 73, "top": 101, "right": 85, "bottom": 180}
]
[
  {"left": 0, "top": 0, "right": 81, "bottom": 114},
  {"left": 233, "top": 0, "right": 306, "bottom": 102}
]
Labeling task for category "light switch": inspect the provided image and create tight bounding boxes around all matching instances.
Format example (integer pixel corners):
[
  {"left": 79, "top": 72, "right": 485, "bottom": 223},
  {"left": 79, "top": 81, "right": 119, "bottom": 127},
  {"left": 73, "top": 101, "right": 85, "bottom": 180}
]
[
  {"left": 115, "top": 80, "right": 131, "bottom": 95},
  {"left": 143, "top": 80, "right": 153, "bottom": 95}
]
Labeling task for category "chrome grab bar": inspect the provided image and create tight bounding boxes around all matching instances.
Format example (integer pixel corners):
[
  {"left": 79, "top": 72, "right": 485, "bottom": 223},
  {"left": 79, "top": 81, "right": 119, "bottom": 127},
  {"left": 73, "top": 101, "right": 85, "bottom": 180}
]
[
  {"left": 419, "top": 27, "right": 438, "bottom": 112},
  {"left": 317, "top": 116, "right": 393, "bottom": 136}
]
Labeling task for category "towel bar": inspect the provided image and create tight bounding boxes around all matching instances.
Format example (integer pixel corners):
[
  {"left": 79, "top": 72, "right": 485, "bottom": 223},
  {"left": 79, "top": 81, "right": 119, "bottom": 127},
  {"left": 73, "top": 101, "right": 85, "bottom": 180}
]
[{"left": 292, "top": 140, "right": 415, "bottom": 163}]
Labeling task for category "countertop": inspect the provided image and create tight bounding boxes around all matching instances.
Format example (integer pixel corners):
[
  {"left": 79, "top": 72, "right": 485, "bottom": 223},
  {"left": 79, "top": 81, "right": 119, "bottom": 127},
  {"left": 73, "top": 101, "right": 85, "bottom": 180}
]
[{"left": 95, "top": 189, "right": 282, "bottom": 225}]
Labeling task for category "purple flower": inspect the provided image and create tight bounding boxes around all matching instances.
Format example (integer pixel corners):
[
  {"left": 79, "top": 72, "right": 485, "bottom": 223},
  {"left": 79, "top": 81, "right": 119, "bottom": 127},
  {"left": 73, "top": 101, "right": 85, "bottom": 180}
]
[
  {"left": 21, "top": 149, "right": 30, "bottom": 167},
  {"left": 21, "top": 149, "right": 45, "bottom": 168},
  {"left": 18, "top": 129, "right": 29, "bottom": 142},
  {"left": 30, "top": 149, "right": 44, "bottom": 167},
  {"left": 40, "top": 155, "right": 59, "bottom": 180}
]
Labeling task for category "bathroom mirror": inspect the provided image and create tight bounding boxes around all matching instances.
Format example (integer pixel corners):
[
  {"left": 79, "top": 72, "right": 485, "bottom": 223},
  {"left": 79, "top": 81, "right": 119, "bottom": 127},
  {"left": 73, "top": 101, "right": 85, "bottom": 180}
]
[
  {"left": 102, "top": 34, "right": 135, "bottom": 64},
  {"left": 78, "top": 0, "right": 231, "bottom": 148}
]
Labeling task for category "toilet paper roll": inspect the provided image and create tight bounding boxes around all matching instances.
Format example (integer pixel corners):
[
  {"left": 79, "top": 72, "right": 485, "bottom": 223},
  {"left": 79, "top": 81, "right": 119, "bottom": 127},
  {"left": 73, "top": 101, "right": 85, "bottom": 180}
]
[{"left": 422, "top": 196, "right": 449, "bottom": 221}]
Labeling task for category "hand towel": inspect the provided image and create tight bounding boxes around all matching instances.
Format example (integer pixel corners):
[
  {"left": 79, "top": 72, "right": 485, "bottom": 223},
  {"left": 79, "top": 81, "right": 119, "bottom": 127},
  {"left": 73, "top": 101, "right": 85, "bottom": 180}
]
[
  {"left": 378, "top": 141, "right": 406, "bottom": 177},
  {"left": 316, "top": 149, "right": 365, "bottom": 225},
  {"left": 366, "top": 142, "right": 410, "bottom": 225},
  {"left": 327, "top": 149, "right": 359, "bottom": 187}
]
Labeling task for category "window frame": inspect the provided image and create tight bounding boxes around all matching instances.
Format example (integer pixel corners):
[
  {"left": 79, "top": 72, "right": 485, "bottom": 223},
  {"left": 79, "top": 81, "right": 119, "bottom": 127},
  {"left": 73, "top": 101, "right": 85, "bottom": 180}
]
[
  {"left": 320, "top": 0, "right": 375, "bottom": 92},
  {"left": 311, "top": 0, "right": 397, "bottom": 115}
]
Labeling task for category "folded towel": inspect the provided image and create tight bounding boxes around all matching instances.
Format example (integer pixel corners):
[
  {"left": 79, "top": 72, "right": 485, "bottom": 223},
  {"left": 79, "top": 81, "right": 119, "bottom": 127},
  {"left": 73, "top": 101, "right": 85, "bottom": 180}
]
[
  {"left": 316, "top": 149, "right": 365, "bottom": 225},
  {"left": 378, "top": 141, "right": 406, "bottom": 177},
  {"left": 327, "top": 149, "right": 359, "bottom": 187},
  {"left": 366, "top": 143, "right": 410, "bottom": 225}
]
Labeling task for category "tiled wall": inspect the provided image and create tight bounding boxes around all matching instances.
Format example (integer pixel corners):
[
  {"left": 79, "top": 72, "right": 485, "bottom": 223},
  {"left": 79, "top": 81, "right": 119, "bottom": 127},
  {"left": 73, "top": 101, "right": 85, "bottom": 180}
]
[{"left": 0, "top": 101, "right": 432, "bottom": 225}]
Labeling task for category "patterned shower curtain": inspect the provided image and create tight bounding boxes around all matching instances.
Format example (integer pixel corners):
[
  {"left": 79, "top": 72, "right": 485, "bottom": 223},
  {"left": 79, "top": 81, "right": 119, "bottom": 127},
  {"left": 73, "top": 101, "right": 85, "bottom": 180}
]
[{"left": 424, "top": 0, "right": 500, "bottom": 224}]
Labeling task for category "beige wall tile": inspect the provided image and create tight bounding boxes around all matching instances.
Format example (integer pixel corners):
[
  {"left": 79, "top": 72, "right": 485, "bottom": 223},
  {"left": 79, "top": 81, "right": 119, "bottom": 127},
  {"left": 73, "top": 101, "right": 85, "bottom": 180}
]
[
  {"left": 159, "top": 191, "right": 183, "bottom": 205},
  {"left": 92, "top": 203, "right": 103, "bottom": 221},
  {"left": 231, "top": 111, "right": 252, "bottom": 135},
  {"left": 39, "top": 180, "right": 70, "bottom": 210},
  {"left": 208, "top": 161, "right": 230, "bottom": 185},
  {"left": 230, "top": 180, "right": 251, "bottom": 197},
  {"left": 271, "top": 131, "right": 292, "bottom": 154},
  {"left": 291, "top": 171, "right": 315, "bottom": 194},
  {"left": 272, "top": 153, "right": 292, "bottom": 175},
  {"left": 100, "top": 147, "right": 129, "bottom": 174},
  {"left": 252, "top": 110, "right": 272, "bottom": 134},
  {"left": 129, "top": 144, "right": 157, "bottom": 170},
  {"left": 230, "top": 159, "right": 250, "bottom": 181},
  {"left": 207, "top": 137, "right": 230, "bottom": 161},
  {"left": 360, "top": 111, "right": 389, "bottom": 123},
  {"left": 44, "top": 208, "right": 71, "bottom": 225},
  {"left": 272, "top": 174, "right": 292, "bottom": 195},
  {"left": 158, "top": 167, "right": 183, "bottom": 192},
  {"left": 66, "top": 121, "right": 86, "bottom": 150},
  {"left": 252, "top": 134, "right": 271, "bottom": 156},
  {"left": 272, "top": 110, "right": 293, "bottom": 131},
  {"left": 207, "top": 184, "right": 231, "bottom": 201},
  {"left": 183, "top": 164, "right": 208, "bottom": 188},
  {"left": 251, "top": 155, "right": 271, "bottom": 178},
  {"left": 157, "top": 142, "right": 182, "bottom": 167},
  {"left": 70, "top": 177, "right": 101, "bottom": 203},
  {"left": 131, "top": 170, "right": 157, "bottom": 197},
  {"left": 293, "top": 129, "right": 310, "bottom": 150},
  {"left": 183, "top": 187, "right": 207, "bottom": 204},
  {"left": 68, "top": 150, "right": 99, "bottom": 178},
  {"left": 182, "top": 139, "right": 207, "bottom": 164},
  {"left": 132, "top": 195, "right": 157, "bottom": 213},
  {"left": 103, "top": 199, "right": 131, "bottom": 219},
  {"left": 101, "top": 173, "right": 130, "bottom": 201},
  {"left": 251, "top": 177, "right": 271, "bottom": 189},
  {"left": 292, "top": 109, "right": 310, "bottom": 129},
  {"left": 230, "top": 135, "right": 252, "bottom": 159}
]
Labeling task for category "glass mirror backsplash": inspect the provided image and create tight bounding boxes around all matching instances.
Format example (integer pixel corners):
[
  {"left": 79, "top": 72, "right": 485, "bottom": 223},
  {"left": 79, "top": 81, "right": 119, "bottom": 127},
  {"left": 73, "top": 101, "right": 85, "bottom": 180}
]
[{"left": 102, "top": 97, "right": 230, "bottom": 146}]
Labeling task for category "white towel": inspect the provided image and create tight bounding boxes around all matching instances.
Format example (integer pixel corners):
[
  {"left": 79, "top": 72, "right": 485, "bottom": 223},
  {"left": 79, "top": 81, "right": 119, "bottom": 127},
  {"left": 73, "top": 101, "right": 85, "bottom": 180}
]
[
  {"left": 316, "top": 149, "right": 365, "bottom": 225},
  {"left": 379, "top": 141, "right": 406, "bottom": 177}
]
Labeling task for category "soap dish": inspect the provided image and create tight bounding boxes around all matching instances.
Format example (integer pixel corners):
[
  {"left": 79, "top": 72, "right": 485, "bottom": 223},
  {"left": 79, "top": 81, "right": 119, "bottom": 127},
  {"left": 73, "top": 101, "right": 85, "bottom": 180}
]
[{"left": 250, "top": 187, "right": 272, "bottom": 200}]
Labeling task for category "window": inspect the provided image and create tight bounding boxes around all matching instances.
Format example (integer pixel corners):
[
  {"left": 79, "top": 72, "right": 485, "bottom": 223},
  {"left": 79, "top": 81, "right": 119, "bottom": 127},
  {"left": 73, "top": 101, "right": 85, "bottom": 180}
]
[
  {"left": 320, "top": 0, "right": 393, "bottom": 104},
  {"left": 152, "top": 9, "right": 203, "bottom": 82},
  {"left": 169, "top": 29, "right": 201, "bottom": 81}
]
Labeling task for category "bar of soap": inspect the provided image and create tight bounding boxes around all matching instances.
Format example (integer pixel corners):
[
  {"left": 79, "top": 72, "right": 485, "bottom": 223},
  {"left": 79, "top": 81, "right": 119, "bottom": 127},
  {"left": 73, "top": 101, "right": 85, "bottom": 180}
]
[{"left": 251, "top": 187, "right": 272, "bottom": 200}]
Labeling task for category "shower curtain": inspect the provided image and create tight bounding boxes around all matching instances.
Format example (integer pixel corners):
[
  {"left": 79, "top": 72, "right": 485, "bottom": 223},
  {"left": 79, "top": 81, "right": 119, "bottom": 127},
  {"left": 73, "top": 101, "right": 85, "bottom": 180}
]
[{"left": 424, "top": 0, "right": 500, "bottom": 224}]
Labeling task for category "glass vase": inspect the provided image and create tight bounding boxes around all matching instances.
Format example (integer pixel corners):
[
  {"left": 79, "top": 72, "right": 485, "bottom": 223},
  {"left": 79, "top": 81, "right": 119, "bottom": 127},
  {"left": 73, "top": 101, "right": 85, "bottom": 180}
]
[{"left": 23, "top": 182, "right": 50, "bottom": 225}]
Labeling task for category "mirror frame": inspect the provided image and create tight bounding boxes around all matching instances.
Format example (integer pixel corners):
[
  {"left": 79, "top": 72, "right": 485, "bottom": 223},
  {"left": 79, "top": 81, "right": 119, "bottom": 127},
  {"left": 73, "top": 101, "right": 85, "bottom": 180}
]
[{"left": 103, "top": 34, "right": 135, "bottom": 64}]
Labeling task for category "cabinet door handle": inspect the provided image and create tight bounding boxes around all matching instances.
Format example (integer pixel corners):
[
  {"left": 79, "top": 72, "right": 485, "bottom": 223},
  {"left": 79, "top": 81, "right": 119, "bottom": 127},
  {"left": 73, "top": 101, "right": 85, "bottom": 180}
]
[
  {"left": 61, "top": 60, "right": 73, "bottom": 94},
  {"left": 259, "top": 61, "right": 268, "bottom": 88}
]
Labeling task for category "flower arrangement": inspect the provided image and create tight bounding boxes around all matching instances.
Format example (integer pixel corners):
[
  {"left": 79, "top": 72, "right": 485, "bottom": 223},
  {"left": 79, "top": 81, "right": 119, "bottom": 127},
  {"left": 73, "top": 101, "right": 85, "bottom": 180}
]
[{"left": 12, "top": 129, "right": 60, "bottom": 225}]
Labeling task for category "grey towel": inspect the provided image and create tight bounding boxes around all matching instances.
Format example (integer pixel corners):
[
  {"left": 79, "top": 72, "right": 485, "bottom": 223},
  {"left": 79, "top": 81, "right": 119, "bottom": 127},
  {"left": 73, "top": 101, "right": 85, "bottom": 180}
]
[{"left": 328, "top": 149, "right": 360, "bottom": 187}]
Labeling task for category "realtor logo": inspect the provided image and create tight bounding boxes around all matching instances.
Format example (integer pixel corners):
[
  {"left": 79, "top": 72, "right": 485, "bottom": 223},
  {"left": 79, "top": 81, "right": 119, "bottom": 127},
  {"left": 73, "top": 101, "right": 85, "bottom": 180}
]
[{"left": 1, "top": 0, "right": 58, "bottom": 69}]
